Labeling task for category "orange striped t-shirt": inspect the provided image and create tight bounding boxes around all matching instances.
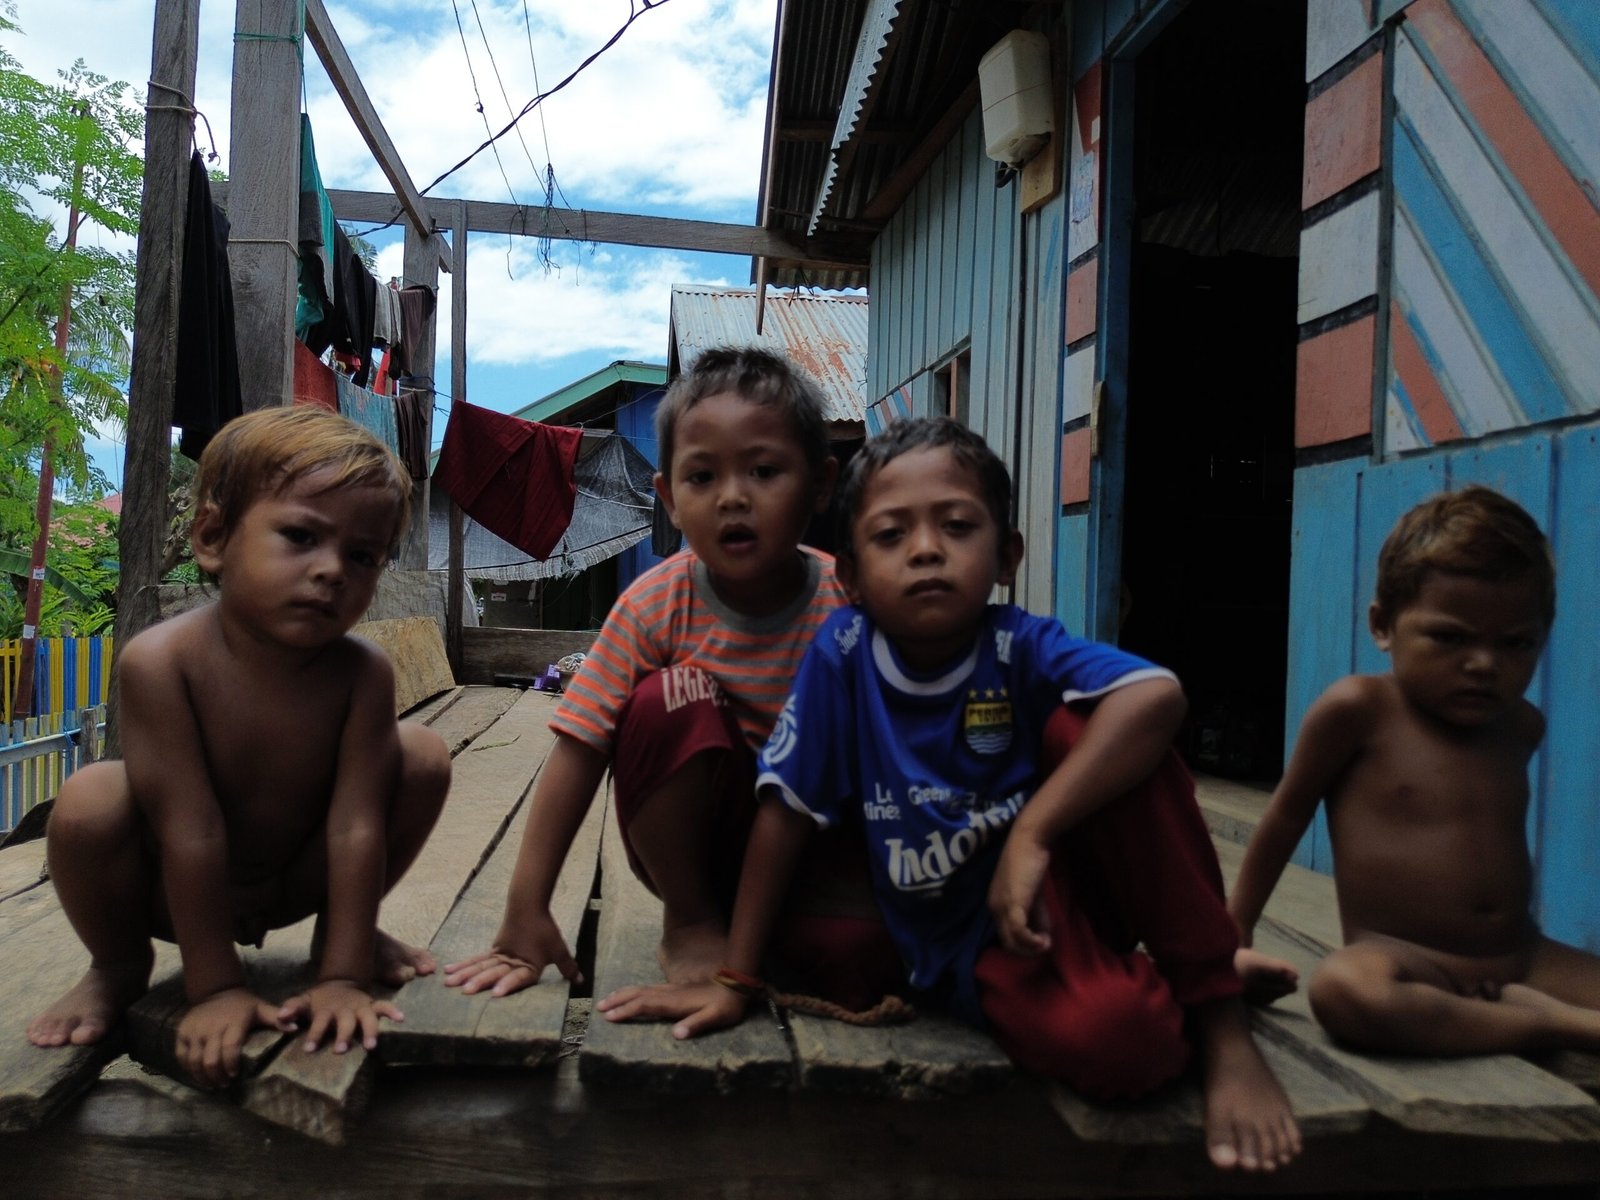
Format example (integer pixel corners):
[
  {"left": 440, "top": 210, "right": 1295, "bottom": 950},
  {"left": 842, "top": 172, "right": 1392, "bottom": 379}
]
[{"left": 550, "top": 547, "right": 847, "bottom": 757}]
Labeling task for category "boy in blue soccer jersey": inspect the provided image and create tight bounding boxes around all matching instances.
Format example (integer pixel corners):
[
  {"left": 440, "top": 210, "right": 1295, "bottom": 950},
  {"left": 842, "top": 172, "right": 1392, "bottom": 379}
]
[{"left": 599, "top": 417, "right": 1299, "bottom": 1172}]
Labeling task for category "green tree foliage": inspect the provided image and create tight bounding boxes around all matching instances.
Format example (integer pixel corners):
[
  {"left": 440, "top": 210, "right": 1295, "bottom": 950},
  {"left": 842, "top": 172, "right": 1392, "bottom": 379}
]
[{"left": 0, "top": 2, "right": 143, "bottom": 632}]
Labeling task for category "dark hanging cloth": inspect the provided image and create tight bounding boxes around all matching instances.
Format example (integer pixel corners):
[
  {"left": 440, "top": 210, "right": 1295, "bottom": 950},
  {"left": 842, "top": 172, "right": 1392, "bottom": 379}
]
[
  {"left": 393, "top": 387, "right": 432, "bottom": 481},
  {"left": 305, "top": 225, "right": 378, "bottom": 386},
  {"left": 432, "top": 401, "right": 583, "bottom": 561},
  {"left": 174, "top": 149, "right": 243, "bottom": 461},
  {"left": 393, "top": 284, "right": 436, "bottom": 377}
]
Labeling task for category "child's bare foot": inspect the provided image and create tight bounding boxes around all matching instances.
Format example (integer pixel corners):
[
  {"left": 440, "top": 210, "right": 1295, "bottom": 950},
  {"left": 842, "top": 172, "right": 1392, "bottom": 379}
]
[
  {"left": 1197, "top": 998, "right": 1302, "bottom": 1171},
  {"left": 375, "top": 929, "right": 435, "bottom": 986},
  {"left": 312, "top": 919, "right": 436, "bottom": 986},
  {"left": 1499, "top": 983, "right": 1600, "bottom": 1049},
  {"left": 27, "top": 962, "right": 151, "bottom": 1048},
  {"left": 1236, "top": 946, "right": 1300, "bottom": 1005},
  {"left": 658, "top": 917, "right": 727, "bottom": 985}
]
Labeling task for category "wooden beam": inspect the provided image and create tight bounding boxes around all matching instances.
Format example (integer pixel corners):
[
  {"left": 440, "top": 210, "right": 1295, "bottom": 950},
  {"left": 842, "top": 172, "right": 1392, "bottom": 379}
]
[
  {"left": 315, "top": 189, "right": 870, "bottom": 270},
  {"left": 228, "top": 0, "right": 301, "bottom": 410},
  {"left": 113, "top": 0, "right": 200, "bottom": 753},
  {"left": 446, "top": 200, "right": 467, "bottom": 677},
  {"left": 302, "top": 0, "right": 432, "bottom": 243},
  {"left": 395, "top": 225, "right": 443, "bottom": 571},
  {"left": 211, "top": 181, "right": 451, "bottom": 273},
  {"left": 860, "top": 78, "right": 980, "bottom": 224}
]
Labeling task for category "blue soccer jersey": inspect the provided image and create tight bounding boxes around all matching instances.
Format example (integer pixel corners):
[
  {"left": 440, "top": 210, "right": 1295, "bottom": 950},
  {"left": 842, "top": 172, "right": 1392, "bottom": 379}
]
[{"left": 756, "top": 604, "right": 1174, "bottom": 1017}]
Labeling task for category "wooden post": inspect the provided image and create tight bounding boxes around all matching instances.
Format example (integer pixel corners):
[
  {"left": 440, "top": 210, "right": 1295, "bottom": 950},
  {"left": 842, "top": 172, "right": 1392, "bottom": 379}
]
[
  {"left": 112, "top": 0, "right": 200, "bottom": 755},
  {"left": 445, "top": 201, "right": 467, "bottom": 676},
  {"left": 228, "top": 0, "right": 301, "bottom": 411},
  {"left": 395, "top": 224, "right": 442, "bottom": 570}
]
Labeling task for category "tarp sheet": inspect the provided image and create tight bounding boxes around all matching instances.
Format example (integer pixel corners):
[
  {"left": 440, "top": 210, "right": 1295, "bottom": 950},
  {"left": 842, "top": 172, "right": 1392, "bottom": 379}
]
[{"left": 429, "top": 432, "right": 656, "bottom": 582}]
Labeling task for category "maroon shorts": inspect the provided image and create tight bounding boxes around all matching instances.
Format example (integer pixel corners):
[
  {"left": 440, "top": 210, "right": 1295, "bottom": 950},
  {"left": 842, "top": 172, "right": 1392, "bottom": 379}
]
[{"left": 974, "top": 706, "right": 1242, "bottom": 1098}]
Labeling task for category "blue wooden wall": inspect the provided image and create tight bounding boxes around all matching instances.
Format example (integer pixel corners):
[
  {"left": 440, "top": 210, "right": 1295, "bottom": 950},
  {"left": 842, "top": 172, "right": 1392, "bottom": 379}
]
[{"left": 869, "top": 99, "right": 1067, "bottom": 618}]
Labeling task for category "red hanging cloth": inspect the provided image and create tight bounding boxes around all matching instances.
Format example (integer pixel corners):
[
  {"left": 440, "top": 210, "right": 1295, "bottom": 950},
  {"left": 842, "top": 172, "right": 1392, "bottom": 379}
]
[{"left": 432, "top": 400, "right": 584, "bottom": 560}]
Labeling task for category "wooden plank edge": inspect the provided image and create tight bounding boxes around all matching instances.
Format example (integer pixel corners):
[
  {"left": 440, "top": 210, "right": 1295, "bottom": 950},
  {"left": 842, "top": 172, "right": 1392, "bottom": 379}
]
[
  {"left": 0, "top": 1035, "right": 124, "bottom": 1133},
  {"left": 241, "top": 1039, "right": 374, "bottom": 1145}
]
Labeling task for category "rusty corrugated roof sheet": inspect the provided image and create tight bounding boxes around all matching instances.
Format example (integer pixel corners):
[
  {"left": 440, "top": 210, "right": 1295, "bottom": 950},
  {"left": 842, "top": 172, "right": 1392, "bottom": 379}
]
[{"left": 669, "top": 285, "right": 868, "bottom": 425}]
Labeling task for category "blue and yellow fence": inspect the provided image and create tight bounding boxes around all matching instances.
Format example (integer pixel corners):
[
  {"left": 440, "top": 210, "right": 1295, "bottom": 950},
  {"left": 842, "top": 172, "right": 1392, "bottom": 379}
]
[
  {"left": 0, "top": 705, "right": 104, "bottom": 834},
  {"left": 0, "top": 636, "right": 113, "bottom": 726}
]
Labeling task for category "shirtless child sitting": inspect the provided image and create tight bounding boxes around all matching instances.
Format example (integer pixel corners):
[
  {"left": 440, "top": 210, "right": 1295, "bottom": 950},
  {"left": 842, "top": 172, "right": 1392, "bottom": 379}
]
[
  {"left": 28, "top": 407, "right": 451, "bottom": 1089},
  {"left": 1229, "top": 485, "right": 1600, "bottom": 1054}
]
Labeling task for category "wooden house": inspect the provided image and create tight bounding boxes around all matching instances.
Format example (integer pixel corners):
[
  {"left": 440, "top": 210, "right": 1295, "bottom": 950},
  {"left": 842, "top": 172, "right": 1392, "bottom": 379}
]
[{"left": 761, "top": 0, "right": 1600, "bottom": 947}]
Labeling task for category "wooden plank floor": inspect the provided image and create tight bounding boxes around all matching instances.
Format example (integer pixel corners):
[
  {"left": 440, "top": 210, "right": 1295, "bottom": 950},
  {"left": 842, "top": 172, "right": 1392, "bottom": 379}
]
[{"left": 5, "top": 687, "right": 1600, "bottom": 1197}]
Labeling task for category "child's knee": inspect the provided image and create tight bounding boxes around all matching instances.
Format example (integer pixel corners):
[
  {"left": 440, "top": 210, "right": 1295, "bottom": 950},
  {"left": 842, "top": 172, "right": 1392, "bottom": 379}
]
[
  {"left": 48, "top": 763, "right": 137, "bottom": 844},
  {"left": 398, "top": 724, "right": 451, "bottom": 807},
  {"left": 1307, "top": 953, "right": 1394, "bottom": 1046}
]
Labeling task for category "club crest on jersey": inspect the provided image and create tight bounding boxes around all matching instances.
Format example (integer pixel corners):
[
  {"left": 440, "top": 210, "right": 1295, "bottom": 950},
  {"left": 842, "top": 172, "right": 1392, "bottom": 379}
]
[{"left": 963, "top": 688, "right": 1012, "bottom": 755}]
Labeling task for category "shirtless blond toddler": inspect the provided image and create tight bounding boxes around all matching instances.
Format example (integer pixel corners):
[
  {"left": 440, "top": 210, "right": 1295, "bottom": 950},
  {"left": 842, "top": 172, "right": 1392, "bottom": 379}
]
[
  {"left": 1230, "top": 485, "right": 1600, "bottom": 1055},
  {"left": 27, "top": 407, "right": 451, "bottom": 1088}
]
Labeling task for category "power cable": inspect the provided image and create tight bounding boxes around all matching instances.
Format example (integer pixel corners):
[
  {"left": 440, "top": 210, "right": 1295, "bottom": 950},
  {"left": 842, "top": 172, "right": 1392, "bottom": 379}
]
[
  {"left": 450, "top": 0, "right": 523, "bottom": 279},
  {"left": 344, "top": 1, "right": 672, "bottom": 241}
]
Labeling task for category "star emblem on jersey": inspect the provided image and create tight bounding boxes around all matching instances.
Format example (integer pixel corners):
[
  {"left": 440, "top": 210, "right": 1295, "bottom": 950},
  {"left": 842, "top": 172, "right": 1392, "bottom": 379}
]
[{"left": 963, "top": 687, "right": 1013, "bottom": 755}]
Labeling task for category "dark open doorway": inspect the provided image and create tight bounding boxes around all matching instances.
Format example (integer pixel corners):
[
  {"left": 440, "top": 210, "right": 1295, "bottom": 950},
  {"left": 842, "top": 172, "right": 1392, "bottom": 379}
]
[{"left": 1117, "top": 0, "right": 1305, "bottom": 782}]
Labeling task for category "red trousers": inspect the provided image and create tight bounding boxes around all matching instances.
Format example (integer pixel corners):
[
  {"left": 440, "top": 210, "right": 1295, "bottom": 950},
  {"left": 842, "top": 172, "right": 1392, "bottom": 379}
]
[
  {"left": 612, "top": 668, "right": 900, "bottom": 1011},
  {"left": 975, "top": 706, "right": 1241, "bottom": 1099}
]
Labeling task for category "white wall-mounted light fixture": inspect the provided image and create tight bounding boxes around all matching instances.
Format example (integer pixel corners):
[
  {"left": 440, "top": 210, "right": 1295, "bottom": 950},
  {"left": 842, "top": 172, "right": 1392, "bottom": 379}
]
[{"left": 978, "top": 30, "right": 1055, "bottom": 170}]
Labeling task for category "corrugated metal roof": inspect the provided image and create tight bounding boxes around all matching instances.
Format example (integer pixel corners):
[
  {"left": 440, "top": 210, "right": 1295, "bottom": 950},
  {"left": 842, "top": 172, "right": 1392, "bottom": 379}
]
[
  {"left": 761, "top": 1, "right": 1023, "bottom": 288},
  {"left": 669, "top": 286, "right": 869, "bottom": 425}
]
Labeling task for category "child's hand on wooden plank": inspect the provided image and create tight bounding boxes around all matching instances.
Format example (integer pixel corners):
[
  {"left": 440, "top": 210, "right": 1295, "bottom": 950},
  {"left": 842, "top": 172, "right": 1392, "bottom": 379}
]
[
  {"left": 278, "top": 979, "right": 402, "bottom": 1054},
  {"left": 177, "top": 986, "right": 297, "bottom": 1089},
  {"left": 442, "top": 909, "right": 583, "bottom": 997},
  {"left": 596, "top": 982, "right": 748, "bottom": 1040},
  {"left": 988, "top": 830, "right": 1053, "bottom": 956}
]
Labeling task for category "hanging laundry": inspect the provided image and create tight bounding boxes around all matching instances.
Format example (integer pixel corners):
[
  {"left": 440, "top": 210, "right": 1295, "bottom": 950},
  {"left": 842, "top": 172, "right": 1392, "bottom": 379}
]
[
  {"left": 336, "top": 373, "right": 400, "bottom": 458},
  {"left": 291, "top": 339, "right": 338, "bottom": 412},
  {"left": 294, "top": 115, "right": 337, "bottom": 340},
  {"left": 392, "top": 284, "right": 436, "bottom": 377},
  {"left": 372, "top": 280, "right": 401, "bottom": 350},
  {"left": 371, "top": 344, "right": 395, "bottom": 396},
  {"left": 433, "top": 401, "right": 583, "bottom": 561},
  {"left": 306, "top": 225, "right": 378, "bottom": 386},
  {"left": 393, "top": 387, "right": 431, "bottom": 481},
  {"left": 174, "top": 149, "right": 243, "bottom": 461}
]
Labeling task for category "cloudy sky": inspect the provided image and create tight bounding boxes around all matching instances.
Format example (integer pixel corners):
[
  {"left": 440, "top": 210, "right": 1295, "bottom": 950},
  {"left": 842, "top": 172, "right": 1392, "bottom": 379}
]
[{"left": 4, "top": 0, "right": 779, "bottom": 488}]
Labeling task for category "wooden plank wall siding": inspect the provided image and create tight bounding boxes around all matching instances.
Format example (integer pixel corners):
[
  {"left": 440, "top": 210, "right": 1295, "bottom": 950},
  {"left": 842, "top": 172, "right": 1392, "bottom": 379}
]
[{"left": 869, "top": 94, "right": 1066, "bottom": 619}]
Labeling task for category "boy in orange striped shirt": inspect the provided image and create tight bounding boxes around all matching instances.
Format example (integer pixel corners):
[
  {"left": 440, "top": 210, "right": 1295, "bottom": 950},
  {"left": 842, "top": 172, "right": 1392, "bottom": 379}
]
[{"left": 445, "top": 349, "right": 893, "bottom": 1002}]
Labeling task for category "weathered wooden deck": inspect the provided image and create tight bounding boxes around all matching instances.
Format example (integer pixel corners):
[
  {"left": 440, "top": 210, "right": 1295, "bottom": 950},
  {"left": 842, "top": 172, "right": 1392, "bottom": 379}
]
[{"left": 4, "top": 684, "right": 1600, "bottom": 1198}]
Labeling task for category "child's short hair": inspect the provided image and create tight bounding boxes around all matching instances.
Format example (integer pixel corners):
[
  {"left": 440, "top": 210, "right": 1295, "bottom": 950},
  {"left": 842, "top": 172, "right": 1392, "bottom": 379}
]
[
  {"left": 836, "top": 416, "right": 1013, "bottom": 558},
  {"left": 192, "top": 406, "right": 413, "bottom": 546},
  {"left": 654, "top": 347, "right": 830, "bottom": 478},
  {"left": 1374, "top": 485, "right": 1555, "bottom": 629}
]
